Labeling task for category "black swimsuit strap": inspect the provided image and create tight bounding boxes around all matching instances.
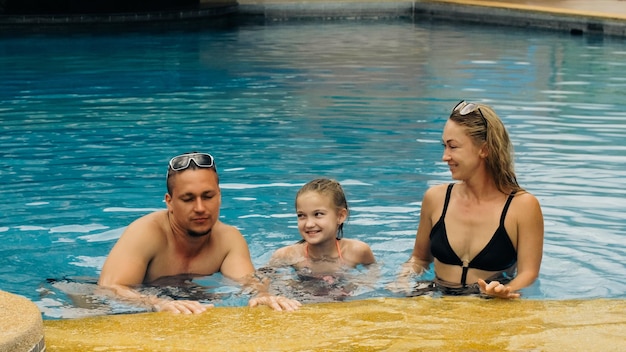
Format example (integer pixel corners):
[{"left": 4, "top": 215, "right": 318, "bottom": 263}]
[
  {"left": 440, "top": 183, "right": 454, "bottom": 221},
  {"left": 499, "top": 190, "right": 517, "bottom": 226},
  {"left": 461, "top": 266, "right": 469, "bottom": 287}
]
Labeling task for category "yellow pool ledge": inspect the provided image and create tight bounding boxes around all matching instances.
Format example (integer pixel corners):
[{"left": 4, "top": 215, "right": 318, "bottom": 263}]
[
  {"left": 0, "top": 290, "right": 45, "bottom": 352},
  {"left": 44, "top": 297, "right": 626, "bottom": 351}
]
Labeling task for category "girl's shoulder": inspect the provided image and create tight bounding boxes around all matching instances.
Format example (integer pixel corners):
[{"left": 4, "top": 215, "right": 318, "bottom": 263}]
[
  {"left": 340, "top": 238, "right": 373, "bottom": 256},
  {"left": 269, "top": 242, "right": 306, "bottom": 266},
  {"left": 339, "top": 239, "right": 376, "bottom": 265},
  {"left": 340, "top": 237, "right": 368, "bottom": 246},
  {"left": 274, "top": 242, "right": 304, "bottom": 255}
]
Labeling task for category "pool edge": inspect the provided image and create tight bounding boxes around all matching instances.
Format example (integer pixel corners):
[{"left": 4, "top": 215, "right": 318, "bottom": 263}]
[{"left": 0, "top": 290, "right": 45, "bottom": 352}]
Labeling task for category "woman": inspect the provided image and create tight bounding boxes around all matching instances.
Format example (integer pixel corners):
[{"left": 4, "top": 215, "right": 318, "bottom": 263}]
[{"left": 399, "top": 101, "right": 544, "bottom": 299}]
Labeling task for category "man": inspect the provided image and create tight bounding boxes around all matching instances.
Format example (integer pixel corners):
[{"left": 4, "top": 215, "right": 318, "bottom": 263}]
[{"left": 98, "top": 152, "right": 301, "bottom": 313}]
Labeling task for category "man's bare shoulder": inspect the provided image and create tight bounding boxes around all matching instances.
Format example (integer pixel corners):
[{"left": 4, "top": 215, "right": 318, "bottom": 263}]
[
  {"left": 211, "top": 221, "right": 246, "bottom": 242},
  {"left": 121, "top": 210, "right": 169, "bottom": 242},
  {"left": 128, "top": 210, "right": 169, "bottom": 232},
  {"left": 209, "top": 221, "right": 250, "bottom": 252}
]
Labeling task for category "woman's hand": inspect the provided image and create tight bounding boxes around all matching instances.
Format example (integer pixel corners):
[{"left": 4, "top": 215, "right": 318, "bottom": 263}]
[
  {"left": 388, "top": 260, "right": 427, "bottom": 293},
  {"left": 477, "top": 279, "right": 521, "bottom": 299}
]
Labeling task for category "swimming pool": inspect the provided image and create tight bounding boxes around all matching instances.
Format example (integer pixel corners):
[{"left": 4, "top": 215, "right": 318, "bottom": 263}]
[{"left": 1, "top": 19, "right": 625, "bottom": 319}]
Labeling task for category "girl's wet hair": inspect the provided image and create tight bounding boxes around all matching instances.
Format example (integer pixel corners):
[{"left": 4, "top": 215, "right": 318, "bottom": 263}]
[
  {"left": 296, "top": 178, "right": 348, "bottom": 239},
  {"left": 449, "top": 102, "right": 523, "bottom": 194}
]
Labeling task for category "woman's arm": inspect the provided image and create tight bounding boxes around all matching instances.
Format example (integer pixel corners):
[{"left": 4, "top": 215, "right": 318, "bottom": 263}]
[
  {"left": 479, "top": 192, "right": 544, "bottom": 298},
  {"left": 401, "top": 186, "right": 438, "bottom": 276},
  {"left": 508, "top": 192, "right": 544, "bottom": 292},
  {"left": 391, "top": 186, "right": 439, "bottom": 292}
]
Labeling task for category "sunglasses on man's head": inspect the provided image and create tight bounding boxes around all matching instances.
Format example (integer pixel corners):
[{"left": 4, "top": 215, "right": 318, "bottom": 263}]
[{"left": 168, "top": 152, "right": 215, "bottom": 171}]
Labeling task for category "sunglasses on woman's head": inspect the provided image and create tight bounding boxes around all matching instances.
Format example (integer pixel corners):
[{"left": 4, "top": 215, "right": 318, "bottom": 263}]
[
  {"left": 168, "top": 152, "right": 215, "bottom": 171},
  {"left": 453, "top": 100, "right": 487, "bottom": 127},
  {"left": 453, "top": 100, "right": 483, "bottom": 116}
]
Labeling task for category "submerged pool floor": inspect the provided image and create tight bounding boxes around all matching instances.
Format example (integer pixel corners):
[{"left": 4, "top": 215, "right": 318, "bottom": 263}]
[{"left": 44, "top": 297, "right": 626, "bottom": 351}]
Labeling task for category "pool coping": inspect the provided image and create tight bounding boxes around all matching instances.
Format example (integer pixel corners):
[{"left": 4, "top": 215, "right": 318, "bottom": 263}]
[
  {"left": 1, "top": 0, "right": 625, "bottom": 37},
  {"left": 0, "top": 290, "right": 45, "bottom": 352},
  {"left": 410, "top": 0, "right": 626, "bottom": 37},
  {"left": 237, "top": 0, "right": 626, "bottom": 37}
]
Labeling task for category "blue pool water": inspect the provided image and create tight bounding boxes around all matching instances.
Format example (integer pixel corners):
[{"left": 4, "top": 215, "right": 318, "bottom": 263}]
[{"left": 1, "top": 20, "right": 626, "bottom": 319}]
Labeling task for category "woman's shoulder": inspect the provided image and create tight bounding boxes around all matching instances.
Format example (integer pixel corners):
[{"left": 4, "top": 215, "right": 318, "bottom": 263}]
[
  {"left": 425, "top": 183, "right": 453, "bottom": 196},
  {"left": 508, "top": 190, "right": 543, "bottom": 225},
  {"left": 512, "top": 189, "right": 541, "bottom": 207},
  {"left": 422, "top": 183, "right": 453, "bottom": 206}
]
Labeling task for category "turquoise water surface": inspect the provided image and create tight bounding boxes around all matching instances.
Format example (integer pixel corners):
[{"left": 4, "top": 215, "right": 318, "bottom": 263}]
[{"left": 1, "top": 19, "right": 626, "bottom": 319}]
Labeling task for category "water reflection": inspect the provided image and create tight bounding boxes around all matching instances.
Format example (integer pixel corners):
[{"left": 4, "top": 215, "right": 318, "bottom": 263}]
[{"left": 40, "top": 267, "right": 383, "bottom": 319}]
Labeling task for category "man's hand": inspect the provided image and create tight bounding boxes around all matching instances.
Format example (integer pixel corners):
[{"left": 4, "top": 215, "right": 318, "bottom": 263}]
[
  {"left": 153, "top": 299, "right": 214, "bottom": 314},
  {"left": 248, "top": 294, "right": 301, "bottom": 311},
  {"left": 477, "top": 279, "right": 521, "bottom": 299}
]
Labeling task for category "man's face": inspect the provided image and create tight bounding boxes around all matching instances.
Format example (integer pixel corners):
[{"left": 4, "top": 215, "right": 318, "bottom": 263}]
[{"left": 165, "top": 168, "right": 221, "bottom": 238}]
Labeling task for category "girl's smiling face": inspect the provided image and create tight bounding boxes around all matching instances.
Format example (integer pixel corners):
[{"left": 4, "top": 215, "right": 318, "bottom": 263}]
[{"left": 296, "top": 191, "right": 347, "bottom": 245}]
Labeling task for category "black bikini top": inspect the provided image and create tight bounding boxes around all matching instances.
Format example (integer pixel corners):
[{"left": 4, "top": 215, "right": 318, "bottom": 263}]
[{"left": 429, "top": 183, "right": 517, "bottom": 286}]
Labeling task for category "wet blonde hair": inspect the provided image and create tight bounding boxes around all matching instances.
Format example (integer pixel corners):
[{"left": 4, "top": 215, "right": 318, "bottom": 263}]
[
  {"left": 295, "top": 178, "right": 348, "bottom": 239},
  {"left": 449, "top": 102, "right": 523, "bottom": 194}
]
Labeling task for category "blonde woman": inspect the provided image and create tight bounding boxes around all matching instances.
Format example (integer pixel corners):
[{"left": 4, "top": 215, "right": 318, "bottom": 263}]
[{"left": 399, "top": 101, "right": 544, "bottom": 299}]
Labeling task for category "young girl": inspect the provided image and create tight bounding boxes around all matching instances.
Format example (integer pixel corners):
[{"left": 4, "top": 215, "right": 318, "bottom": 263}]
[{"left": 269, "top": 178, "right": 376, "bottom": 276}]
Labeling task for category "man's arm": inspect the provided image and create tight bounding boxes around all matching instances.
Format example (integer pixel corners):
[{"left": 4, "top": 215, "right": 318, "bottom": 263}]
[
  {"left": 219, "top": 226, "right": 301, "bottom": 311},
  {"left": 98, "top": 213, "right": 209, "bottom": 314}
]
